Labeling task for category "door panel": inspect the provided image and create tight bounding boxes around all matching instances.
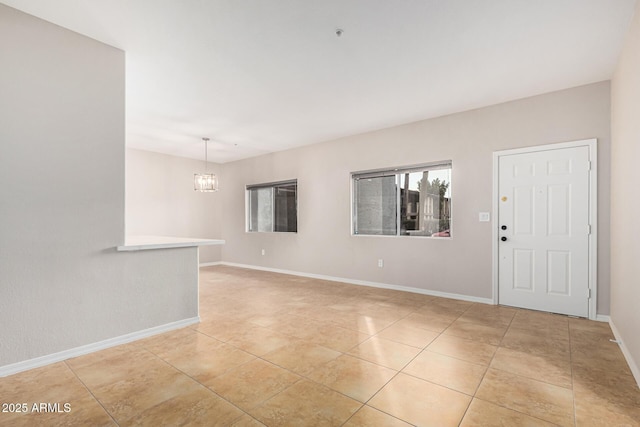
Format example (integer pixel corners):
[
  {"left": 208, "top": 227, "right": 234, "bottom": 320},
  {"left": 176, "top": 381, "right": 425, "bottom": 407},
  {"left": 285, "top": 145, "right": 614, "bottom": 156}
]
[{"left": 498, "top": 146, "right": 590, "bottom": 317}]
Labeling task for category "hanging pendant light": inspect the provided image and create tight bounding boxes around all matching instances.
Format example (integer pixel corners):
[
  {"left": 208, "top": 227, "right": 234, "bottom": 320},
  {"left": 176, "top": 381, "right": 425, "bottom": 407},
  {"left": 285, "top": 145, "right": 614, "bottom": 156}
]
[{"left": 194, "top": 137, "right": 219, "bottom": 192}]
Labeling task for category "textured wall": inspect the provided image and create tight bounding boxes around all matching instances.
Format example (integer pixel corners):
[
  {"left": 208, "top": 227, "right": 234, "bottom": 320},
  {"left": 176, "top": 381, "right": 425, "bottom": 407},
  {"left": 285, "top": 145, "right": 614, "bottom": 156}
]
[
  {"left": 220, "top": 82, "right": 611, "bottom": 313},
  {"left": 611, "top": 4, "right": 640, "bottom": 380},
  {"left": 125, "top": 148, "right": 222, "bottom": 263},
  {"left": 0, "top": 5, "right": 198, "bottom": 368}
]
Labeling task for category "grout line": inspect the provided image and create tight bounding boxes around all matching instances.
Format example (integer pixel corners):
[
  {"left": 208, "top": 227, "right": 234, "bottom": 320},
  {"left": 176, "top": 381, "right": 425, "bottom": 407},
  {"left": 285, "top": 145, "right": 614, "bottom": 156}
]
[
  {"left": 454, "top": 305, "right": 517, "bottom": 425},
  {"left": 141, "top": 344, "right": 254, "bottom": 424},
  {"left": 469, "top": 396, "right": 571, "bottom": 426},
  {"left": 138, "top": 270, "right": 608, "bottom": 424},
  {"left": 568, "top": 319, "right": 578, "bottom": 427},
  {"left": 63, "top": 360, "right": 121, "bottom": 427}
]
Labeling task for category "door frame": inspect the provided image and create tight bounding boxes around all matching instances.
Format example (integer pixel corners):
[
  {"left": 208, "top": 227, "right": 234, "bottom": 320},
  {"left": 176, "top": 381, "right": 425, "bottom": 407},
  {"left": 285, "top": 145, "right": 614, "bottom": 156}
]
[{"left": 492, "top": 139, "right": 598, "bottom": 320}]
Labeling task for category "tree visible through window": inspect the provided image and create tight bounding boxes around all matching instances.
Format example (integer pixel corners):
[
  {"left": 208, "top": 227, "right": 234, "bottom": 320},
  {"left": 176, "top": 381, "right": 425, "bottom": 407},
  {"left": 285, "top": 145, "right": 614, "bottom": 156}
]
[{"left": 352, "top": 163, "right": 451, "bottom": 237}]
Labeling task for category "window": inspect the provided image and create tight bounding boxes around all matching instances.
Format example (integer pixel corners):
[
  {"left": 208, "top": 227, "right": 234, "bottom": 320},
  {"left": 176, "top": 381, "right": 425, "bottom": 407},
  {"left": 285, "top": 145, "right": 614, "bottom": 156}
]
[
  {"left": 247, "top": 180, "right": 297, "bottom": 232},
  {"left": 352, "top": 162, "right": 451, "bottom": 237}
]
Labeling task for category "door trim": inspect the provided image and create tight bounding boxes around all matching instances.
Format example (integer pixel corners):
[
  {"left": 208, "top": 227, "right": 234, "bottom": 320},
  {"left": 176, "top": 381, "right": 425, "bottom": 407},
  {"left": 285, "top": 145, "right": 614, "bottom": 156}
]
[{"left": 492, "top": 139, "right": 598, "bottom": 319}]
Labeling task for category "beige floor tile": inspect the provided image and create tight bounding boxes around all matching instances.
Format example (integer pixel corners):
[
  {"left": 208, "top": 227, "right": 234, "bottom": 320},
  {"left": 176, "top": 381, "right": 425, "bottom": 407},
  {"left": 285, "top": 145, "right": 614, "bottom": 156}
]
[
  {"left": 65, "top": 342, "right": 151, "bottom": 369},
  {"left": 573, "top": 380, "right": 640, "bottom": 427},
  {"left": 246, "top": 312, "right": 292, "bottom": 328},
  {"left": 262, "top": 339, "right": 341, "bottom": 376},
  {"left": 457, "top": 304, "right": 517, "bottom": 328},
  {"left": 122, "top": 386, "right": 244, "bottom": 426},
  {"left": 442, "top": 319, "right": 507, "bottom": 345},
  {"left": 508, "top": 323, "right": 571, "bottom": 341},
  {"left": 572, "top": 363, "right": 636, "bottom": 393},
  {"left": 249, "top": 379, "right": 361, "bottom": 426},
  {"left": 570, "top": 328, "right": 618, "bottom": 348},
  {"left": 368, "top": 373, "right": 471, "bottom": 427},
  {"left": 460, "top": 398, "right": 557, "bottom": 427},
  {"left": 144, "top": 329, "right": 225, "bottom": 359},
  {"left": 158, "top": 340, "right": 256, "bottom": 385},
  {"left": 426, "top": 334, "right": 497, "bottom": 365},
  {"left": 422, "top": 297, "right": 473, "bottom": 313},
  {"left": 571, "top": 339, "right": 631, "bottom": 374},
  {"left": 365, "top": 305, "right": 415, "bottom": 321},
  {"left": 0, "top": 394, "right": 115, "bottom": 427},
  {"left": 286, "top": 305, "right": 336, "bottom": 321},
  {"left": 328, "top": 312, "right": 397, "bottom": 334},
  {"left": 69, "top": 349, "right": 167, "bottom": 390},
  {"left": 569, "top": 317, "right": 615, "bottom": 336},
  {"left": 91, "top": 366, "right": 201, "bottom": 423},
  {"left": 573, "top": 369, "right": 640, "bottom": 410},
  {"left": 298, "top": 323, "right": 371, "bottom": 352},
  {"left": 347, "top": 336, "right": 421, "bottom": 370},
  {"left": 137, "top": 327, "right": 202, "bottom": 355},
  {"left": 5, "top": 266, "right": 640, "bottom": 426},
  {"left": 307, "top": 354, "right": 396, "bottom": 402},
  {"left": 50, "top": 395, "right": 116, "bottom": 427},
  {"left": 229, "top": 414, "right": 267, "bottom": 427},
  {"left": 509, "top": 310, "right": 569, "bottom": 340},
  {"left": 65, "top": 342, "right": 144, "bottom": 371},
  {"left": 398, "top": 312, "right": 458, "bottom": 332},
  {"left": 456, "top": 314, "right": 514, "bottom": 329},
  {"left": 226, "top": 324, "right": 294, "bottom": 356},
  {"left": 207, "top": 358, "right": 301, "bottom": 411},
  {"left": 0, "top": 362, "right": 89, "bottom": 404},
  {"left": 388, "top": 291, "right": 434, "bottom": 304},
  {"left": 194, "top": 316, "right": 257, "bottom": 342},
  {"left": 501, "top": 328, "right": 570, "bottom": 360},
  {"left": 490, "top": 347, "right": 572, "bottom": 389},
  {"left": 343, "top": 405, "right": 412, "bottom": 427},
  {"left": 475, "top": 368, "right": 574, "bottom": 427},
  {"left": 266, "top": 314, "right": 328, "bottom": 339},
  {"left": 375, "top": 321, "right": 440, "bottom": 348},
  {"left": 403, "top": 350, "right": 487, "bottom": 395}
]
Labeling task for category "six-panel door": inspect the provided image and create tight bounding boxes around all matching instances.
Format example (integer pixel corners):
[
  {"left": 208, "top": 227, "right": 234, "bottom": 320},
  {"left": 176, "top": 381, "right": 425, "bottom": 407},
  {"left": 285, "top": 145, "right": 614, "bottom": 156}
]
[{"left": 498, "top": 146, "right": 590, "bottom": 317}]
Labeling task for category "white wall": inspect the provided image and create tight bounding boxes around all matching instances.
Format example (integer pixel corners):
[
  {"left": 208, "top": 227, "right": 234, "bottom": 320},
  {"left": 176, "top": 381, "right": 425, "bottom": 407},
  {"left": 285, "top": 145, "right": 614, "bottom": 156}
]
[
  {"left": 611, "top": 4, "right": 640, "bottom": 382},
  {"left": 125, "top": 148, "right": 222, "bottom": 263},
  {"left": 0, "top": 4, "right": 198, "bottom": 369},
  {"left": 220, "top": 82, "right": 612, "bottom": 313}
]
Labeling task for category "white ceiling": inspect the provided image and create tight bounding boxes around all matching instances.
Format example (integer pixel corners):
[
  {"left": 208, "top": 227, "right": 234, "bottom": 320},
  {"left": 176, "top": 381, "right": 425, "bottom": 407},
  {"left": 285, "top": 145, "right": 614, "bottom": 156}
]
[{"left": 3, "top": 0, "right": 637, "bottom": 163}]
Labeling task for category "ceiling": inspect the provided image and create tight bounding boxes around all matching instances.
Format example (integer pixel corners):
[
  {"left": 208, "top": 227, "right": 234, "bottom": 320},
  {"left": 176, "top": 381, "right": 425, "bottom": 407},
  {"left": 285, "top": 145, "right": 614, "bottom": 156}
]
[{"left": 2, "top": 0, "right": 637, "bottom": 163}]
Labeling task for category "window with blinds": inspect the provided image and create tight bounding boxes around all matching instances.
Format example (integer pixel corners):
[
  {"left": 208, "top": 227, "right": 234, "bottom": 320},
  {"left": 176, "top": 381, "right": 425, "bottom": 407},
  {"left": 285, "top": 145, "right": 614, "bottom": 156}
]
[
  {"left": 246, "top": 180, "right": 297, "bottom": 233},
  {"left": 352, "top": 162, "right": 451, "bottom": 237}
]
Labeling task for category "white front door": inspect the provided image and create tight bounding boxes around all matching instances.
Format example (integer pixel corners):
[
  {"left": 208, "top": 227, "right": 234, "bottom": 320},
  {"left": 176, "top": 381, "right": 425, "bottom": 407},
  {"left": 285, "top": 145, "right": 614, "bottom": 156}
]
[{"left": 497, "top": 145, "right": 592, "bottom": 317}]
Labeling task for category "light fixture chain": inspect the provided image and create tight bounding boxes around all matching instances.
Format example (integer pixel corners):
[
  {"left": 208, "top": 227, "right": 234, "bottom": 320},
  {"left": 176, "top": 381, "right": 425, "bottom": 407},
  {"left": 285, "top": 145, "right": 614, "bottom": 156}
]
[{"left": 203, "top": 137, "right": 210, "bottom": 172}]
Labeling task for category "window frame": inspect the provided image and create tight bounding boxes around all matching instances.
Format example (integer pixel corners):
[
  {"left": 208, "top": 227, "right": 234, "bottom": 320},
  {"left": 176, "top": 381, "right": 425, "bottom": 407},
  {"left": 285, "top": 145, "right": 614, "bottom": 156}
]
[
  {"left": 246, "top": 179, "right": 298, "bottom": 233},
  {"left": 351, "top": 161, "right": 452, "bottom": 238}
]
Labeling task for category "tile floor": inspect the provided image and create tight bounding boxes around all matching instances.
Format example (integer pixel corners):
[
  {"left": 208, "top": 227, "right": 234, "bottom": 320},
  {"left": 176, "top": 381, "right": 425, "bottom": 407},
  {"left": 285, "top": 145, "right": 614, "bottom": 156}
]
[{"left": 1, "top": 265, "right": 639, "bottom": 426}]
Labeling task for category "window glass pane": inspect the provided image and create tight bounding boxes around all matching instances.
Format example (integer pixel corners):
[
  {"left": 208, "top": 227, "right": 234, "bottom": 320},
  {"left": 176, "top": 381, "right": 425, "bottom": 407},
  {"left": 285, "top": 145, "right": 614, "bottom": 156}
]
[
  {"left": 247, "top": 180, "right": 297, "bottom": 233},
  {"left": 250, "top": 187, "right": 273, "bottom": 232},
  {"left": 354, "top": 175, "right": 397, "bottom": 235},
  {"left": 352, "top": 163, "right": 451, "bottom": 237},
  {"left": 400, "top": 172, "right": 422, "bottom": 235},
  {"left": 400, "top": 168, "right": 451, "bottom": 237},
  {"left": 274, "top": 184, "right": 297, "bottom": 232}
]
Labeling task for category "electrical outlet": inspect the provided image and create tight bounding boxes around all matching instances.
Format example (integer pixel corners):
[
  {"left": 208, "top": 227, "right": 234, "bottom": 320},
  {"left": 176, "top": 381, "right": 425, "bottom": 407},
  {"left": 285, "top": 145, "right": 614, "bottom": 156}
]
[
  {"left": 261, "top": 249, "right": 265, "bottom": 256},
  {"left": 479, "top": 212, "right": 490, "bottom": 222},
  {"left": 378, "top": 259, "right": 384, "bottom": 268}
]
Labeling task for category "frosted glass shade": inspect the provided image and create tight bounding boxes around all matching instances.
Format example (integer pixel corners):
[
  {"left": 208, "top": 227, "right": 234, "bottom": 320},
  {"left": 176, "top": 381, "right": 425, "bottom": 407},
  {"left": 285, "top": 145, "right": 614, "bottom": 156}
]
[{"left": 194, "top": 173, "right": 219, "bottom": 192}]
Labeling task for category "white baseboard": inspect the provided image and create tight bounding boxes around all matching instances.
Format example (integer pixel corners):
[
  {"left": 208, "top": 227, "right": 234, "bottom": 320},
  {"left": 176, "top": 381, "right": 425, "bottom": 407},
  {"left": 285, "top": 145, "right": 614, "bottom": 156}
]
[
  {"left": 0, "top": 317, "right": 200, "bottom": 378},
  {"left": 218, "top": 262, "right": 494, "bottom": 305},
  {"left": 608, "top": 318, "right": 640, "bottom": 389},
  {"left": 595, "top": 314, "right": 611, "bottom": 323},
  {"left": 200, "top": 261, "right": 222, "bottom": 267}
]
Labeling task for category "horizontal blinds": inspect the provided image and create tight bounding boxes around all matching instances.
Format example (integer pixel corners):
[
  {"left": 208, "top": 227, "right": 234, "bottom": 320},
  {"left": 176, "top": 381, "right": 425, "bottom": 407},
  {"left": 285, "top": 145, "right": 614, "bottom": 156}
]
[
  {"left": 352, "top": 161, "right": 451, "bottom": 180},
  {"left": 246, "top": 179, "right": 297, "bottom": 191}
]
